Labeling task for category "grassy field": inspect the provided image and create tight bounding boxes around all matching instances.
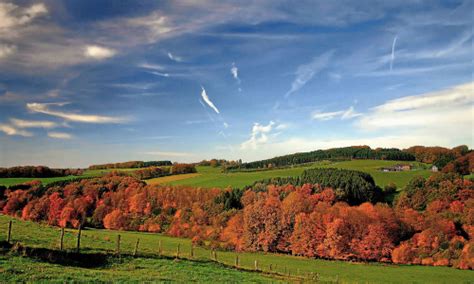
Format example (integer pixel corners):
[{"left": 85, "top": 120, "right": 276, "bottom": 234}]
[
  {"left": 0, "top": 160, "right": 433, "bottom": 189},
  {"left": 154, "top": 160, "right": 432, "bottom": 189},
  {"left": 147, "top": 173, "right": 201, "bottom": 185},
  {"left": 0, "top": 215, "right": 472, "bottom": 283},
  {"left": 0, "top": 168, "right": 140, "bottom": 187}
]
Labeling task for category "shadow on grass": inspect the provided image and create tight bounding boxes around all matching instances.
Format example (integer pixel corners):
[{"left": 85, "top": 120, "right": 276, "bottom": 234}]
[{"left": 0, "top": 241, "right": 109, "bottom": 268}]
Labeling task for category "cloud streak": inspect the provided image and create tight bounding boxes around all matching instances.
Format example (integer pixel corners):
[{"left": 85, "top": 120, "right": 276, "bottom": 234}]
[
  {"left": 285, "top": 50, "right": 334, "bottom": 97},
  {"left": 390, "top": 35, "right": 398, "bottom": 71},
  {"left": 47, "top": 131, "right": 72, "bottom": 139},
  {"left": 27, "top": 102, "right": 127, "bottom": 123},
  {"left": 167, "top": 52, "right": 183, "bottom": 62},
  {"left": 10, "top": 118, "right": 58, "bottom": 128},
  {"left": 200, "top": 87, "right": 220, "bottom": 114},
  {"left": 312, "top": 106, "right": 361, "bottom": 121}
]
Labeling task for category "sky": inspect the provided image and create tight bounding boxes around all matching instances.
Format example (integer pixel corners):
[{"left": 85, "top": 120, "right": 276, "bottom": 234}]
[{"left": 0, "top": 0, "right": 472, "bottom": 167}]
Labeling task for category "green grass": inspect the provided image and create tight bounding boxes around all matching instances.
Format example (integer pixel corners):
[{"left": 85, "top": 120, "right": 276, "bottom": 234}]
[
  {"left": 1, "top": 215, "right": 471, "bottom": 283},
  {"left": 0, "top": 168, "right": 141, "bottom": 187},
  {"left": 166, "top": 160, "right": 432, "bottom": 189}
]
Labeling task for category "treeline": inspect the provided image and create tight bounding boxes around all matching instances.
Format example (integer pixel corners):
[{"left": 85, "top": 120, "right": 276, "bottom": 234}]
[
  {"left": 88, "top": 160, "right": 172, "bottom": 170},
  {"left": 230, "top": 146, "right": 415, "bottom": 170},
  {"left": 124, "top": 163, "right": 196, "bottom": 180},
  {"left": 0, "top": 171, "right": 471, "bottom": 269},
  {"left": 0, "top": 166, "right": 83, "bottom": 178},
  {"left": 248, "top": 168, "right": 382, "bottom": 205},
  {"left": 405, "top": 145, "right": 470, "bottom": 168}
]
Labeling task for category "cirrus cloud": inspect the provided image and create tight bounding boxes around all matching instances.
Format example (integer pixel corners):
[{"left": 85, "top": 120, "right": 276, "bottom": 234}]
[{"left": 26, "top": 102, "right": 128, "bottom": 123}]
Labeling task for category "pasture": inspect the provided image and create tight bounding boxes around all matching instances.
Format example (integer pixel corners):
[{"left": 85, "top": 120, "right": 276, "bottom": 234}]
[
  {"left": 152, "top": 160, "right": 432, "bottom": 189},
  {"left": 0, "top": 215, "right": 472, "bottom": 283}
]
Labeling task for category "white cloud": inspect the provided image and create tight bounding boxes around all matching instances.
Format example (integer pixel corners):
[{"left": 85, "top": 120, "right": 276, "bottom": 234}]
[
  {"left": 223, "top": 122, "right": 229, "bottom": 128},
  {"left": 84, "top": 45, "right": 116, "bottom": 60},
  {"left": 0, "top": 123, "right": 33, "bottom": 137},
  {"left": 358, "top": 82, "right": 473, "bottom": 131},
  {"left": 47, "top": 131, "right": 72, "bottom": 139},
  {"left": 285, "top": 50, "right": 334, "bottom": 97},
  {"left": 0, "top": 44, "right": 16, "bottom": 59},
  {"left": 10, "top": 118, "right": 57, "bottom": 128},
  {"left": 0, "top": 2, "right": 47, "bottom": 30},
  {"left": 167, "top": 52, "right": 183, "bottom": 62},
  {"left": 200, "top": 87, "right": 220, "bottom": 114},
  {"left": 230, "top": 62, "right": 241, "bottom": 84},
  {"left": 26, "top": 102, "right": 127, "bottom": 123},
  {"left": 312, "top": 106, "right": 361, "bottom": 121},
  {"left": 241, "top": 121, "right": 288, "bottom": 150}
]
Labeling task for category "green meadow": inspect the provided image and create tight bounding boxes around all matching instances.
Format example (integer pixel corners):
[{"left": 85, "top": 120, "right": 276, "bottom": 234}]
[
  {"left": 149, "top": 160, "right": 432, "bottom": 189},
  {"left": 0, "top": 215, "right": 472, "bottom": 283}
]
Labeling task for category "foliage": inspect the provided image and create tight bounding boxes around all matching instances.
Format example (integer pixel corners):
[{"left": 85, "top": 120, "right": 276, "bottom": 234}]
[
  {"left": 249, "top": 168, "right": 383, "bottom": 205},
  {"left": 229, "top": 146, "right": 415, "bottom": 170},
  {"left": 89, "top": 160, "right": 172, "bottom": 170},
  {"left": 1, "top": 172, "right": 472, "bottom": 270},
  {"left": 0, "top": 166, "right": 83, "bottom": 178}
]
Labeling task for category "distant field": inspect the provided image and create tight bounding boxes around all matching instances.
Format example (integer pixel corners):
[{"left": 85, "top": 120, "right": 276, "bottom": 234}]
[
  {"left": 166, "top": 160, "right": 432, "bottom": 189},
  {"left": 146, "top": 173, "right": 201, "bottom": 185},
  {"left": 0, "top": 168, "right": 140, "bottom": 187},
  {"left": 0, "top": 160, "right": 433, "bottom": 189},
  {"left": 0, "top": 215, "right": 472, "bottom": 283}
]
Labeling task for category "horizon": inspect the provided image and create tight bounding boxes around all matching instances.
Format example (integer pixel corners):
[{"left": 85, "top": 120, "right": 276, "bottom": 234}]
[{"left": 0, "top": 1, "right": 473, "bottom": 168}]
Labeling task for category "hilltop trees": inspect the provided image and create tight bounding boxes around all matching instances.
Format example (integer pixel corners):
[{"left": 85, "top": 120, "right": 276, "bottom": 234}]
[
  {"left": 230, "top": 146, "right": 415, "bottom": 170},
  {"left": 88, "top": 160, "right": 172, "bottom": 170},
  {"left": 0, "top": 166, "right": 83, "bottom": 178}
]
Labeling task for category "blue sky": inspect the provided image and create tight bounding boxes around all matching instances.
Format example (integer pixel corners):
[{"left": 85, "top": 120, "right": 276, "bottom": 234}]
[{"left": 0, "top": 0, "right": 472, "bottom": 167}]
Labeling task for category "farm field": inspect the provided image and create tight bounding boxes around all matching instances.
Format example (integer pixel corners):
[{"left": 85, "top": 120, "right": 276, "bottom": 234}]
[
  {"left": 0, "top": 168, "right": 141, "bottom": 187},
  {"left": 157, "top": 160, "right": 432, "bottom": 189},
  {"left": 0, "top": 215, "right": 472, "bottom": 283},
  {"left": 146, "top": 173, "right": 201, "bottom": 185}
]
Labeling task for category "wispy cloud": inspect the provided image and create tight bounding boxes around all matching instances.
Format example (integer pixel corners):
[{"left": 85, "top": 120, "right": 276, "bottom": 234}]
[
  {"left": 10, "top": 118, "right": 58, "bottom": 128},
  {"left": 0, "top": 2, "right": 47, "bottom": 30},
  {"left": 167, "top": 52, "right": 183, "bottom": 62},
  {"left": 200, "top": 87, "right": 220, "bottom": 114},
  {"left": 27, "top": 102, "right": 127, "bottom": 123},
  {"left": 150, "top": 71, "right": 170, "bottom": 77},
  {"left": 47, "top": 131, "right": 72, "bottom": 139},
  {"left": 0, "top": 44, "right": 16, "bottom": 59},
  {"left": 84, "top": 45, "right": 116, "bottom": 60},
  {"left": 230, "top": 62, "right": 241, "bottom": 84},
  {"left": 312, "top": 106, "right": 361, "bottom": 121},
  {"left": 285, "top": 50, "right": 334, "bottom": 97},
  {"left": 357, "top": 82, "right": 473, "bottom": 131},
  {"left": 390, "top": 35, "right": 398, "bottom": 71},
  {"left": 0, "top": 123, "right": 33, "bottom": 137}
]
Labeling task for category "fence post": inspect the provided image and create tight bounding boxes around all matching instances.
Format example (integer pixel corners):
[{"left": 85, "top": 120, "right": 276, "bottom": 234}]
[
  {"left": 190, "top": 244, "right": 194, "bottom": 258},
  {"left": 133, "top": 238, "right": 140, "bottom": 257},
  {"left": 158, "top": 240, "right": 162, "bottom": 256},
  {"left": 269, "top": 264, "right": 273, "bottom": 271},
  {"left": 59, "top": 227, "right": 65, "bottom": 250},
  {"left": 7, "top": 220, "right": 12, "bottom": 243},
  {"left": 176, "top": 243, "right": 180, "bottom": 259},
  {"left": 254, "top": 260, "right": 258, "bottom": 271},
  {"left": 76, "top": 225, "right": 82, "bottom": 253},
  {"left": 116, "top": 234, "right": 121, "bottom": 256},
  {"left": 214, "top": 250, "right": 217, "bottom": 261},
  {"left": 235, "top": 254, "right": 239, "bottom": 267}
]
